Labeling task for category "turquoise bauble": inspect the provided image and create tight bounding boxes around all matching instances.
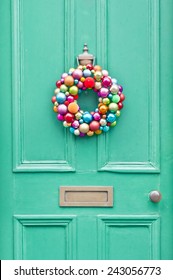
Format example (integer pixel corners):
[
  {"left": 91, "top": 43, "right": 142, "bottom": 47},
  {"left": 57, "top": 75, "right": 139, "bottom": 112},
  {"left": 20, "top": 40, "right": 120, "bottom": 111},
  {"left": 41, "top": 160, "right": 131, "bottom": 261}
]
[
  {"left": 56, "top": 92, "right": 66, "bottom": 104},
  {"left": 107, "top": 113, "right": 116, "bottom": 123},
  {"left": 83, "top": 112, "right": 93, "bottom": 123}
]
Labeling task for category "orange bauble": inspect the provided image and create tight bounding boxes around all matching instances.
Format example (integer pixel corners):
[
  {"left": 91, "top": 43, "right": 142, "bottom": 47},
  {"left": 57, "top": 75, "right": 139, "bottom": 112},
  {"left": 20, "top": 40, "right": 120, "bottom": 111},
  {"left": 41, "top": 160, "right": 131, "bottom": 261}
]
[
  {"left": 68, "top": 102, "right": 79, "bottom": 114},
  {"left": 64, "top": 75, "right": 74, "bottom": 87},
  {"left": 94, "top": 65, "right": 102, "bottom": 71},
  {"left": 99, "top": 104, "right": 108, "bottom": 114}
]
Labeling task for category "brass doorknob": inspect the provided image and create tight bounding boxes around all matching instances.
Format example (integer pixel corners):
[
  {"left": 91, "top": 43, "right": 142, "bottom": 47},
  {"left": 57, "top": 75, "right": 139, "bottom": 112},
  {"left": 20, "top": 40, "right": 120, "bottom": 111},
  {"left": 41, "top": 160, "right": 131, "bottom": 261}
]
[{"left": 149, "top": 190, "right": 162, "bottom": 203}]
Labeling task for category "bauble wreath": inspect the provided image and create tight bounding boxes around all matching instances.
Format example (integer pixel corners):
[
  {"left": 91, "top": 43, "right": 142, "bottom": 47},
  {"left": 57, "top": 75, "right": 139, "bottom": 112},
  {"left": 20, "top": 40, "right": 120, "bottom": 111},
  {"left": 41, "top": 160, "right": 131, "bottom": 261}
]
[{"left": 51, "top": 64, "right": 125, "bottom": 137}]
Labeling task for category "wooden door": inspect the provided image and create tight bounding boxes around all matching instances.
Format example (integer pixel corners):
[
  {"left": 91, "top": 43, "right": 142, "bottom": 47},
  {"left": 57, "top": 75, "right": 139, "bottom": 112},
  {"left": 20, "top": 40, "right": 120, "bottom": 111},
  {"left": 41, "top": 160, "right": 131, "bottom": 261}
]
[{"left": 0, "top": 0, "right": 173, "bottom": 260}]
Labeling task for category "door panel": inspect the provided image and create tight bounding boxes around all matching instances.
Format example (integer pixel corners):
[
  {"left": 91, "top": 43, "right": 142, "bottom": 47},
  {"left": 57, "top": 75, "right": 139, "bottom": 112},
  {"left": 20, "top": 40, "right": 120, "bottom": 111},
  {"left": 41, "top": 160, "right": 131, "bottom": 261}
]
[
  {"left": 0, "top": 0, "right": 173, "bottom": 260},
  {"left": 98, "top": 216, "right": 160, "bottom": 260},
  {"left": 14, "top": 216, "right": 76, "bottom": 260},
  {"left": 12, "top": 0, "right": 75, "bottom": 172},
  {"left": 100, "top": 0, "right": 160, "bottom": 172}
]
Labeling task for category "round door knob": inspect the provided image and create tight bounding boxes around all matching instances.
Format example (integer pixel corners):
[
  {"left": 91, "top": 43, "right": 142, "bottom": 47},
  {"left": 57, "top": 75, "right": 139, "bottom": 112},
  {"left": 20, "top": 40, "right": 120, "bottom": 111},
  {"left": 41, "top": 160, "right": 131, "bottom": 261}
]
[{"left": 149, "top": 190, "right": 162, "bottom": 203}]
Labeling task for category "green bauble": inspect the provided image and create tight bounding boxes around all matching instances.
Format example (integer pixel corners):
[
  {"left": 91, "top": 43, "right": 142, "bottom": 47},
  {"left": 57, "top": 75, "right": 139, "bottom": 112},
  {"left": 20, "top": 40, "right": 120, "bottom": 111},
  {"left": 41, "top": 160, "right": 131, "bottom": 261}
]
[
  {"left": 112, "top": 95, "right": 120, "bottom": 103},
  {"left": 69, "top": 86, "right": 78, "bottom": 95}
]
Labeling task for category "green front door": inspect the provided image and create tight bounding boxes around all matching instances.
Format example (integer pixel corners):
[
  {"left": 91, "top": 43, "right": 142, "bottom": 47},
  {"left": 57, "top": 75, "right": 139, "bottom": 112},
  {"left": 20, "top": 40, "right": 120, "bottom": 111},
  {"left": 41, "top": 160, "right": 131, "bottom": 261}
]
[{"left": 1, "top": 0, "right": 173, "bottom": 260}]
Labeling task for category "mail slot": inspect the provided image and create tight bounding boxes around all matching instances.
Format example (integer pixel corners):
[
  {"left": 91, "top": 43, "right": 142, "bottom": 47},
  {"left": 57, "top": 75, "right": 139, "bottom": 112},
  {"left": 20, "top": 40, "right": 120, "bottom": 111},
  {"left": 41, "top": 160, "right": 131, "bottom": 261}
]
[{"left": 59, "top": 186, "right": 113, "bottom": 207}]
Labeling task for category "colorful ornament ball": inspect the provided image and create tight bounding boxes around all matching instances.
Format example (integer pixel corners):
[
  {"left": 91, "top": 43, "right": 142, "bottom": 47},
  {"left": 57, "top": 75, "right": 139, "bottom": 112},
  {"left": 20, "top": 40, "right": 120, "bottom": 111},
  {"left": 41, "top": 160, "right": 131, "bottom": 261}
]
[{"left": 51, "top": 64, "right": 125, "bottom": 137}]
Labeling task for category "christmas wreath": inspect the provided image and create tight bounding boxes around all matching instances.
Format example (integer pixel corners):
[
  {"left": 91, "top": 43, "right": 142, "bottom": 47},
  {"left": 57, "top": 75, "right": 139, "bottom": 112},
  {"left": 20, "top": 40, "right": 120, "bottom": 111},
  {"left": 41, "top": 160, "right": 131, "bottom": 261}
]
[{"left": 51, "top": 64, "right": 125, "bottom": 137}]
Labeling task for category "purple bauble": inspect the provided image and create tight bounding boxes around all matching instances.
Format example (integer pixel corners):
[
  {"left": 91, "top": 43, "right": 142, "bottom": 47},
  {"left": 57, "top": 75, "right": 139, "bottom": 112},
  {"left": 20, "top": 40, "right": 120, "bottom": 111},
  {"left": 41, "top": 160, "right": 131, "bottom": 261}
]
[
  {"left": 79, "top": 132, "right": 86, "bottom": 137},
  {"left": 102, "top": 77, "right": 112, "bottom": 88},
  {"left": 57, "top": 114, "right": 64, "bottom": 121},
  {"left": 97, "top": 91, "right": 101, "bottom": 97},
  {"left": 58, "top": 104, "right": 68, "bottom": 115},
  {"left": 119, "top": 85, "right": 123, "bottom": 92},
  {"left": 72, "top": 69, "right": 83, "bottom": 80},
  {"left": 99, "top": 87, "right": 109, "bottom": 98}
]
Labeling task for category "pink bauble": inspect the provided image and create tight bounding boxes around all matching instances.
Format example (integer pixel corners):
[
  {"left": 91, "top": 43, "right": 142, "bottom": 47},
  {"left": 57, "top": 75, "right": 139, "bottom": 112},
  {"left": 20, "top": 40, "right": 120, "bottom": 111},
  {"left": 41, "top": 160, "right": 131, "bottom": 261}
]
[
  {"left": 102, "top": 77, "right": 112, "bottom": 87},
  {"left": 89, "top": 121, "right": 100, "bottom": 131},
  {"left": 72, "top": 120, "right": 80, "bottom": 128},
  {"left": 72, "top": 69, "right": 83, "bottom": 80},
  {"left": 99, "top": 87, "right": 109, "bottom": 98},
  {"left": 58, "top": 104, "right": 68, "bottom": 115},
  {"left": 67, "top": 96, "right": 74, "bottom": 103},
  {"left": 77, "top": 81, "right": 83, "bottom": 89},
  {"left": 102, "top": 70, "right": 109, "bottom": 77},
  {"left": 61, "top": 73, "right": 68, "bottom": 79},
  {"left": 57, "top": 114, "right": 64, "bottom": 121},
  {"left": 93, "top": 112, "right": 101, "bottom": 121}
]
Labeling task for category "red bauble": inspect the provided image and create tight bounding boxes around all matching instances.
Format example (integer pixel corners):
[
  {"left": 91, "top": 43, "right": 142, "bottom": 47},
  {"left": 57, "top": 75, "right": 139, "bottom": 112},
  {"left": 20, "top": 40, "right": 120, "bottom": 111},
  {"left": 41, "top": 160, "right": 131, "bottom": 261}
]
[
  {"left": 119, "top": 93, "right": 125, "bottom": 101},
  {"left": 64, "top": 113, "right": 74, "bottom": 123},
  {"left": 64, "top": 101, "right": 70, "bottom": 106},
  {"left": 73, "top": 94, "right": 79, "bottom": 100},
  {"left": 56, "top": 80, "right": 62, "bottom": 88},
  {"left": 86, "top": 64, "right": 94, "bottom": 70},
  {"left": 118, "top": 102, "right": 123, "bottom": 110},
  {"left": 89, "top": 121, "right": 100, "bottom": 131},
  {"left": 52, "top": 96, "right": 56, "bottom": 103},
  {"left": 84, "top": 77, "right": 95, "bottom": 89}
]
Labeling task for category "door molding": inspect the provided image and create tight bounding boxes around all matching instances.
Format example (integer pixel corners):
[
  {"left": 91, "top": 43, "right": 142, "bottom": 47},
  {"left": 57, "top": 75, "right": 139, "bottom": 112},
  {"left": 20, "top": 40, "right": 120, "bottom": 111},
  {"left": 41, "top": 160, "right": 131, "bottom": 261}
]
[
  {"left": 97, "top": 0, "right": 160, "bottom": 173},
  {"left": 12, "top": 0, "right": 76, "bottom": 172},
  {"left": 97, "top": 215, "right": 160, "bottom": 259},
  {"left": 13, "top": 215, "right": 77, "bottom": 259}
]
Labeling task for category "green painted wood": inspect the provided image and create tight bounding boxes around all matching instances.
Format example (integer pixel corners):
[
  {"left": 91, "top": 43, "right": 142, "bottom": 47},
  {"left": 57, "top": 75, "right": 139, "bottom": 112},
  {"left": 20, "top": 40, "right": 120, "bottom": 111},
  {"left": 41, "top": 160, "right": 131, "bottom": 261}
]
[
  {"left": 14, "top": 216, "right": 77, "bottom": 259},
  {"left": 12, "top": 0, "right": 75, "bottom": 172},
  {"left": 0, "top": 0, "right": 14, "bottom": 260},
  {"left": 98, "top": 216, "right": 160, "bottom": 260},
  {"left": 0, "top": 0, "right": 173, "bottom": 260}
]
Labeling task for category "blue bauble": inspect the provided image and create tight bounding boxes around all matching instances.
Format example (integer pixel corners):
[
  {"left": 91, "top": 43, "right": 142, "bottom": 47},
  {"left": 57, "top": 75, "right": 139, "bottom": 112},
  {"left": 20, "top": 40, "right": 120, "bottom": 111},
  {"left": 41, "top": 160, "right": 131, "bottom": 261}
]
[
  {"left": 108, "top": 93, "right": 113, "bottom": 99},
  {"left": 70, "top": 127, "right": 75, "bottom": 134},
  {"left": 103, "top": 125, "right": 110, "bottom": 132},
  {"left": 107, "top": 113, "right": 116, "bottom": 123},
  {"left": 83, "top": 69, "right": 91, "bottom": 77},
  {"left": 83, "top": 112, "right": 93, "bottom": 123},
  {"left": 56, "top": 92, "right": 66, "bottom": 104},
  {"left": 79, "top": 119, "right": 84, "bottom": 124}
]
